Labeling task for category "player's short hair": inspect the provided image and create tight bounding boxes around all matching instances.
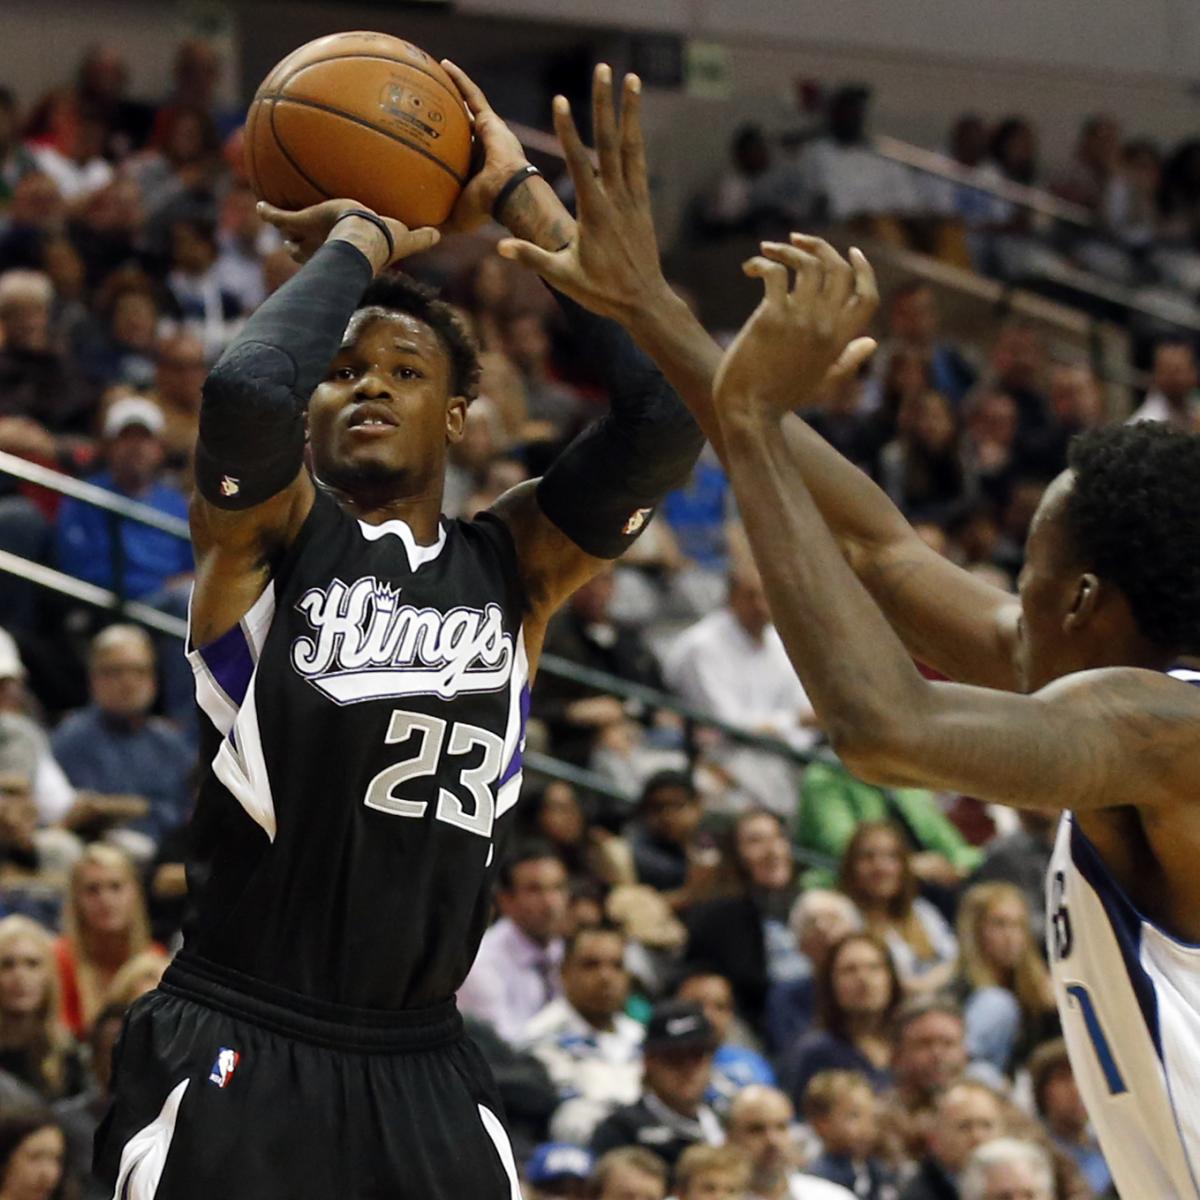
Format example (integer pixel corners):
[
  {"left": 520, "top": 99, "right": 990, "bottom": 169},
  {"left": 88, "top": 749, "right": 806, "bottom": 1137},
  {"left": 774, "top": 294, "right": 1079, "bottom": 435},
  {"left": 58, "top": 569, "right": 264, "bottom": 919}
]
[
  {"left": 355, "top": 274, "right": 481, "bottom": 404},
  {"left": 1064, "top": 423, "right": 1200, "bottom": 652},
  {"left": 959, "top": 1138, "right": 1052, "bottom": 1200},
  {"left": 497, "top": 838, "right": 562, "bottom": 891},
  {"left": 891, "top": 994, "right": 965, "bottom": 1044},
  {"left": 674, "top": 1145, "right": 750, "bottom": 1195},
  {"left": 590, "top": 1146, "right": 668, "bottom": 1195},
  {"left": 803, "top": 1069, "right": 874, "bottom": 1121}
]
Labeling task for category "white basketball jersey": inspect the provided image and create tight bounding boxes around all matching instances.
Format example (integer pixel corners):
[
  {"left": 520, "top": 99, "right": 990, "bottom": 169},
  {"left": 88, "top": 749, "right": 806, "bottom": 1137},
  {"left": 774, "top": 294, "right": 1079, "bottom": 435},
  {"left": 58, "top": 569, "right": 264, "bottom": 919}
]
[{"left": 1048, "top": 798, "right": 1200, "bottom": 1198}]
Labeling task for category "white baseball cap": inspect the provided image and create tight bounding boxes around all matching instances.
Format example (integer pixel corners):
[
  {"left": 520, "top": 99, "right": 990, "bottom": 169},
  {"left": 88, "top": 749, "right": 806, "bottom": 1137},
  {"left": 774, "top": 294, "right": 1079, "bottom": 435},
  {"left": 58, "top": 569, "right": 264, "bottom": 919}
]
[
  {"left": 104, "top": 396, "right": 165, "bottom": 439},
  {"left": 0, "top": 628, "right": 26, "bottom": 681}
]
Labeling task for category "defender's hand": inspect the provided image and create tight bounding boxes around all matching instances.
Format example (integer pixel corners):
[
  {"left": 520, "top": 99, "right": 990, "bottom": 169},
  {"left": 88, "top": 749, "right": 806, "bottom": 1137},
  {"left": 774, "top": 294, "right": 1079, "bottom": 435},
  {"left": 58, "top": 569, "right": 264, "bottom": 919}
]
[
  {"left": 257, "top": 200, "right": 439, "bottom": 270},
  {"left": 496, "top": 63, "right": 671, "bottom": 326},
  {"left": 714, "top": 235, "right": 879, "bottom": 425}
]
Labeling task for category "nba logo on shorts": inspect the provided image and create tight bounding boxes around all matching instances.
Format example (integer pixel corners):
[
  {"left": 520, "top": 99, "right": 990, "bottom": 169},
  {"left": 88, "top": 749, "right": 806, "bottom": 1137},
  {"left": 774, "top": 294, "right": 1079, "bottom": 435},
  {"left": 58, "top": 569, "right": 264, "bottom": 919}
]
[{"left": 208, "top": 1048, "right": 241, "bottom": 1089}]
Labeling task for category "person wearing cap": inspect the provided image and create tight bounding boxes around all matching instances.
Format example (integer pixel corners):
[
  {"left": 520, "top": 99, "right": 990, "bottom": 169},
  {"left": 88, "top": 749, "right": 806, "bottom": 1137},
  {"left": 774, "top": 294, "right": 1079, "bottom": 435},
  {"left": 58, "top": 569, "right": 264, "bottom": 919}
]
[
  {"left": 54, "top": 393, "right": 192, "bottom": 602},
  {"left": 590, "top": 1000, "right": 724, "bottom": 1172},
  {"left": 525, "top": 1143, "right": 594, "bottom": 1200}
]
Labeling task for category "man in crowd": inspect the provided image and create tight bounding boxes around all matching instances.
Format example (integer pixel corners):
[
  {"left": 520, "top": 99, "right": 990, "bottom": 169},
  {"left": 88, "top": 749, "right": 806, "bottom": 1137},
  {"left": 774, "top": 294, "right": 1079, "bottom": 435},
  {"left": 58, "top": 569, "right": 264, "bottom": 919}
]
[
  {"left": 1028, "top": 1040, "right": 1111, "bottom": 1197},
  {"left": 872, "top": 283, "right": 976, "bottom": 408},
  {"left": 149, "top": 332, "right": 207, "bottom": 486},
  {"left": 1128, "top": 338, "right": 1200, "bottom": 428},
  {"left": 590, "top": 1147, "right": 669, "bottom": 1200},
  {"left": 899, "top": 1082, "right": 1004, "bottom": 1200},
  {"left": 524, "top": 1143, "right": 594, "bottom": 1200},
  {"left": 959, "top": 1140, "right": 1053, "bottom": 1200},
  {"left": 629, "top": 770, "right": 703, "bottom": 895}
]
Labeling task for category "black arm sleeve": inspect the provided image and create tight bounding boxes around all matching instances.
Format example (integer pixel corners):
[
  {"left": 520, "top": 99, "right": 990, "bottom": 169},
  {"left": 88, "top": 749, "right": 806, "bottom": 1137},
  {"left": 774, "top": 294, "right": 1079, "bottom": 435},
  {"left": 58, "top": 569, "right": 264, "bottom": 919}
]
[
  {"left": 194, "top": 239, "right": 373, "bottom": 510},
  {"left": 535, "top": 291, "right": 706, "bottom": 559}
]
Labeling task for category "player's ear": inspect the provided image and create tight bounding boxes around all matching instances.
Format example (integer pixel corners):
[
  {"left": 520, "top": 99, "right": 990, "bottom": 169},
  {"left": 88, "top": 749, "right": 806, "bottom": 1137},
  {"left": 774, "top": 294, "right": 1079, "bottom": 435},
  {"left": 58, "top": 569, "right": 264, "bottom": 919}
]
[
  {"left": 1063, "top": 571, "right": 1101, "bottom": 633},
  {"left": 446, "top": 396, "right": 467, "bottom": 443}
]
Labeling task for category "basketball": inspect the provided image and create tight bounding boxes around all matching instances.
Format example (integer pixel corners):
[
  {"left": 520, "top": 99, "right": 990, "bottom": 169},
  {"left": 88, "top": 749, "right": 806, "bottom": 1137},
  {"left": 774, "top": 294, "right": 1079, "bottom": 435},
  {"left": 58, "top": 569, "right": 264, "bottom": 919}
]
[{"left": 245, "top": 31, "right": 472, "bottom": 228}]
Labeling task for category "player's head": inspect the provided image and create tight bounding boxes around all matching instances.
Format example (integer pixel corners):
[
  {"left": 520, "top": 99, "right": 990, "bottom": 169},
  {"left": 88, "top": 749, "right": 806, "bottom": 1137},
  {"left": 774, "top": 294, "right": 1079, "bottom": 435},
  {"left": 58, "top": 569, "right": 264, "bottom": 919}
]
[
  {"left": 1015, "top": 423, "right": 1200, "bottom": 691},
  {"left": 306, "top": 273, "right": 481, "bottom": 504}
]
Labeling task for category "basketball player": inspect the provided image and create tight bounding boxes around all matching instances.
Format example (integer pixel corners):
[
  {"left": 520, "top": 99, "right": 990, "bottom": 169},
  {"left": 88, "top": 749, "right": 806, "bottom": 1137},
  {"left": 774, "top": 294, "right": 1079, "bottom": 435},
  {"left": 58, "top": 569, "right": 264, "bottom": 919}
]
[
  {"left": 94, "top": 65, "right": 705, "bottom": 1198},
  {"left": 502, "top": 70, "right": 1200, "bottom": 1200}
]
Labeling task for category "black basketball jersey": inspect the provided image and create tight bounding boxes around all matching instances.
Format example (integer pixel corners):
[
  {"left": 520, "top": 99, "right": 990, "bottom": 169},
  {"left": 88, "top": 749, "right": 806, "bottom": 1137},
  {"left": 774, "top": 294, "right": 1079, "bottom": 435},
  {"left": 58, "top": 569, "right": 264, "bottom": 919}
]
[{"left": 183, "top": 488, "right": 530, "bottom": 1010}]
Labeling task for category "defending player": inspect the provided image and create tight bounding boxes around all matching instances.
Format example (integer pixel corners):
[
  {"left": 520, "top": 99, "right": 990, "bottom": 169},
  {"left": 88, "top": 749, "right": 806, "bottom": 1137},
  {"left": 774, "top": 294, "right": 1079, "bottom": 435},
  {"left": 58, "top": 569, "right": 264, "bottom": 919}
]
[
  {"left": 501, "top": 74, "right": 1200, "bottom": 1200},
  {"left": 94, "top": 65, "right": 704, "bottom": 1198}
]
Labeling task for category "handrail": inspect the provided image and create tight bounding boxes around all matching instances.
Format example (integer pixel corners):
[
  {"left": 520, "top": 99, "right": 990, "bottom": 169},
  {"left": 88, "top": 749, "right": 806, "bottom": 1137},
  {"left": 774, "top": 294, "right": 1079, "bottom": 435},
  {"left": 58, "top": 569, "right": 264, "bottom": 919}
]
[{"left": 0, "top": 450, "right": 191, "bottom": 539}]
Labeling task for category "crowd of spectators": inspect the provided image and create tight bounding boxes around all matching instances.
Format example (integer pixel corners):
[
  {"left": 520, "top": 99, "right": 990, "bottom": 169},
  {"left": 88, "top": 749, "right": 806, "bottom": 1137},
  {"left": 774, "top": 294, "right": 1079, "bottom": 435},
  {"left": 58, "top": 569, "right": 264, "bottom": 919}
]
[{"left": 0, "top": 35, "right": 1191, "bottom": 1200}]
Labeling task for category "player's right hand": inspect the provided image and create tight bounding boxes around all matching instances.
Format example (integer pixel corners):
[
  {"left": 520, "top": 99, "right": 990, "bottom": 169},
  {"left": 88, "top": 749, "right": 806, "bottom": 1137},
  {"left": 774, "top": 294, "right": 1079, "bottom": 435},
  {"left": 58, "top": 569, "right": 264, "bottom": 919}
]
[{"left": 257, "top": 200, "right": 439, "bottom": 270}]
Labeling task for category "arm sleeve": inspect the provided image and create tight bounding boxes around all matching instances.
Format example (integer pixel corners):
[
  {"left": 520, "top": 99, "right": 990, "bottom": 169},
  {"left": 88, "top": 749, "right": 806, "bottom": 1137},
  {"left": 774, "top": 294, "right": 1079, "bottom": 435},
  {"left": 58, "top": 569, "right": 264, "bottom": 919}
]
[
  {"left": 535, "top": 291, "right": 706, "bottom": 559},
  {"left": 194, "top": 239, "right": 374, "bottom": 510}
]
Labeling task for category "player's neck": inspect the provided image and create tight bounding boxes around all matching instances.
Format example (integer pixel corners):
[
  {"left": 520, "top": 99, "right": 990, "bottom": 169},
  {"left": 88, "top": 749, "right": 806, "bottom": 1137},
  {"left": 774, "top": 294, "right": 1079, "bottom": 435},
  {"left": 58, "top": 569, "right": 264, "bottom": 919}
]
[{"left": 331, "top": 480, "right": 445, "bottom": 544}]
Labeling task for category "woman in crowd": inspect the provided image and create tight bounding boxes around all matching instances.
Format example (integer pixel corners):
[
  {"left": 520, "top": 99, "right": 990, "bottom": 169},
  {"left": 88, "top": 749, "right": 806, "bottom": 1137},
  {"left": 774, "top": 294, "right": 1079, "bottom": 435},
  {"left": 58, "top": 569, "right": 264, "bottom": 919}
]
[
  {"left": 53, "top": 845, "right": 154, "bottom": 1036},
  {"left": 955, "top": 882, "right": 1058, "bottom": 1073},
  {"left": 0, "top": 916, "right": 85, "bottom": 1103},
  {"left": 838, "top": 822, "right": 958, "bottom": 995},
  {"left": 103, "top": 947, "right": 169, "bottom": 1012},
  {"left": 779, "top": 931, "right": 901, "bottom": 1104},
  {"left": 0, "top": 1111, "right": 69, "bottom": 1200}
]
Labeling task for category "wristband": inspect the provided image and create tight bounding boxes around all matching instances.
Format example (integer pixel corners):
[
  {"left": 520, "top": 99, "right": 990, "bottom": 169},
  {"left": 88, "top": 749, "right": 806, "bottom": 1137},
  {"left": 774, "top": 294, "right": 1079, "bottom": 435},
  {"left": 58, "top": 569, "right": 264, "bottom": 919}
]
[
  {"left": 332, "top": 208, "right": 395, "bottom": 261},
  {"left": 492, "top": 164, "right": 542, "bottom": 220}
]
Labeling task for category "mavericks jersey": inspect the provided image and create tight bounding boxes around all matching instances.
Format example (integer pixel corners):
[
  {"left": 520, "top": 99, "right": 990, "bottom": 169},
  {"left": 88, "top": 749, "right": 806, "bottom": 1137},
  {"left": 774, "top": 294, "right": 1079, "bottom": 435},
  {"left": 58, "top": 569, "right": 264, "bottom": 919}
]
[
  {"left": 1047, "top": 667, "right": 1200, "bottom": 1199},
  {"left": 183, "top": 488, "right": 530, "bottom": 1010}
]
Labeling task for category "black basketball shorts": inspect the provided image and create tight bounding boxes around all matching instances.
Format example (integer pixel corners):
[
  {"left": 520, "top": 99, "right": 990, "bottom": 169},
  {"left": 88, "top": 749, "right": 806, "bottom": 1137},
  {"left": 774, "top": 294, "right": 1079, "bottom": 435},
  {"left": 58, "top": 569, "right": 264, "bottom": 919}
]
[{"left": 95, "top": 955, "right": 522, "bottom": 1199}]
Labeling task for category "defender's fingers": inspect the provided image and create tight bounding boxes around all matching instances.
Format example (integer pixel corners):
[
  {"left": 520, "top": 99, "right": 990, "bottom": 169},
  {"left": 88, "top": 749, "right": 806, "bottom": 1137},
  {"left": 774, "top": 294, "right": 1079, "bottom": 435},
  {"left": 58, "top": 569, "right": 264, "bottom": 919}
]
[
  {"left": 440, "top": 59, "right": 491, "bottom": 117},
  {"left": 827, "top": 336, "right": 878, "bottom": 383},
  {"left": 396, "top": 227, "right": 441, "bottom": 256},
  {"left": 256, "top": 201, "right": 296, "bottom": 229},
  {"left": 497, "top": 237, "right": 567, "bottom": 281},
  {"left": 760, "top": 241, "right": 822, "bottom": 305},
  {"left": 743, "top": 256, "right": 789, "bottom": 307},
  {"left": 552, "top": 96, "right": 602, "bottom": 211},
  {"left": 591, "top": 63, "right": 623, "bottom": 188},
  {"left": 789, "top": 233, "right": 853, "bottom": 305},
  {"left": 848, "top": 247, "right": 880, "bottom": 313},
  {"left": 618, "top": 74, "right": 649, "bottom": 202}
]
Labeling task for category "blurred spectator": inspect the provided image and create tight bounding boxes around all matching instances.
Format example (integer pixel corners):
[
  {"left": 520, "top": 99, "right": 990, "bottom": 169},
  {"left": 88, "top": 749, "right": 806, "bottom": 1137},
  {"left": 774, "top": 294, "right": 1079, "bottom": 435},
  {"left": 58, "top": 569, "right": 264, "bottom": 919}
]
[
  {"left": 629, "top": 770, "right": 702, "bottom": 896},
  {"left": 163, "top": 214, "right": 245, "bottom": 360},
  {"left": 213, "top": 183, "right": 270, "bottom": 313},
  {"left": 101, "top": 947, "right": 167, "bottom": 1011},
  {"left": 1053, "top": 115, "right": 1123, "bottom": 213},
  {"left": 525, "top": 1143, "right": 594, "bottom": 1200},
  {"left": 899, "top": 1082, "right": 1003, "bottom": 1200},
  {"left": 505, "top": 309, "right": 587, "bottom": 447},
  {"left": 700, "top": 125, "right": 774, "bottom": 236},
  {"left": 0, "top": 173, "right": 64, "bottom": 275},
  {"left": 879, "top": 390, "right": 974, "bottom": 527},
  {"left": 661, "top": 452, "right": 734, "bottom": 579},
  {"left": 52, "top": 844, "right": 154, "bottom": 1036},
  {"left": 54, "top": 396, "right": 192, "bottom": 601},
  {"left": 132, "top": 103, "right": 222, "bottom": 225},
  {"left": 803, "top": 1070, "right": 896, "bottom": 1200},
  {"left": 148, "top": 332, "right": 206, "bottom": 485},
  {"left": 1027, "top": 1040, "right": 1110, "bottom": 1197},
  {"left": 0, "top": 769, "right": 74, "bottom": 932},
  {"left": 152, "top": 40, "right": 236, "bottom": 140},
  {"left": 675, "top": 971, "right": 775, "bottom": 1109},
  {"left": 726, "top": 1085, "right": 856, "bottom": 1200},
  {"left": 73, "top": 45, "right": 154, "bottom": 162},
  {"left": 958, "top": 1139, "right": 1053, "bottom": 1200},
  {"left": 0, "top": 915, "right": 85, "bottom": 1101},
  {"left": 457, "top": 255, "right": 517, "bottom": 352},
  {"left": 952, "top": 884, "right": 1056, "bottom": 1075},
  {"left": 1128, "top": 338, "right": 1200, "bottom": 428},
  {"left": 0, "top": 89, "right": 38, "bottom": 208},
  {"left": 71, "top": 269, "right": 159, "bottom": 391},
  {"left": 458, "top": 842, "right": 568, "bottom": 1043},
  {"left": 590, "top": 1146, "right": 669, "bottom": 1200},
  {"left": 674, "top": 1144, "right": 752, "bottom": 1200},
  {"left": 918, "top": 115, "right": 1009, "bottom": 244},
  {"left": 664, "top": 558, "right": 816, "bottom": 814},
  {"left": 875, "top": 285, "right": 977, "bottom": 409},
  {"left": 0, "top": 1109, "right": 67, "bottom": 1200},
  {"left": 523, "top": 925, "right": 643, "bottom": 1144},
  {"left": 525, "top": 781, "right": 595, "bottom": 885},
  {"left": 960, "top": 391, "right": 1019, "bottom": 513},
  {"left": 800, "top": 367, "right": 877, "bottom": 474},
  {"left": 25, "top": 93, "right": 114, "bottom": 205},
  {"left": 968, "top": 811, "right": 1057, "bottom": 946},
  {"left": 1032, "top": 363, "right": 1106, "bottom": 475},
  {"left": 444, "top": 397, "right": 503, "bottom": 518},
  {"left": 683, "top": 810, "right": 799, "bottom": 1032},
  {"left": 779, "top": 932, "right": 901, "bottom": 1104},
  {"left": 980, "top": 323, "right": 1050, "bottom": 443},
  {"left": 837, "top": 824, "right": 957, "bottom": 995},
  {"left": 590, "top": 1001, "right": 723, "bottom": 1171},
  {"left": 1109, "top": 139, "right": 1164, "bottom": 253}
]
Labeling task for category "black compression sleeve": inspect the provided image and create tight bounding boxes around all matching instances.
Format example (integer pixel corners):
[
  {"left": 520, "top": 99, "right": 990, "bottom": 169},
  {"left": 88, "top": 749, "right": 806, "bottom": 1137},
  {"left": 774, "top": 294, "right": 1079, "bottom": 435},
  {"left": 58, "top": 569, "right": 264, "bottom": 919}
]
[
  {"left": 194, "top": 239, "right": 373, "bottom": 510},
  {"left": 535, "top": 290, "right": 705, "bottom": 558}
]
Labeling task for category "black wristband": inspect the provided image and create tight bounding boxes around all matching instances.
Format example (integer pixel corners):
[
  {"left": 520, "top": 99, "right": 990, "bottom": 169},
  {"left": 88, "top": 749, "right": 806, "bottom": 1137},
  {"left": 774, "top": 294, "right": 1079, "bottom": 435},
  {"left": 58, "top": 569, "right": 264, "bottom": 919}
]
[
  {"left": 332, "top": 208, "right": 395, "bottom": 261},
  {"left": 491, "top": 164, "right": 542, "bottom": 220}
]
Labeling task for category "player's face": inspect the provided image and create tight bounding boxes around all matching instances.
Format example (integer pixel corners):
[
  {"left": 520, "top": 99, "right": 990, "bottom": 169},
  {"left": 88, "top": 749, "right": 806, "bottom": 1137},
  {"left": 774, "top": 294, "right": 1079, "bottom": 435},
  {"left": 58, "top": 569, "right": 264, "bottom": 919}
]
[
  {"left": 308, "top": 313, "right": 466, "bottom": 499},
  {"left": 1, "top": 1126, "right": 64, "bottom": 1200},
  {"left": 0, "top": 935, "right": 49, "bottom": 1017}
]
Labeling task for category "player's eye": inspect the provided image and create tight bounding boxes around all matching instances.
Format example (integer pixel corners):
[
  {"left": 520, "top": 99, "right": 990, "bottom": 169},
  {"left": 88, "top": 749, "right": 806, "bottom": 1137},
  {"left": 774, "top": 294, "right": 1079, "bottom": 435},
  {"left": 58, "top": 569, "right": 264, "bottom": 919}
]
[
  {"left": 395, "top": 366, "right": 422, "bottom": 381},
  {"left": 332, "top": 365, "right": 358, "bottom": 381}
]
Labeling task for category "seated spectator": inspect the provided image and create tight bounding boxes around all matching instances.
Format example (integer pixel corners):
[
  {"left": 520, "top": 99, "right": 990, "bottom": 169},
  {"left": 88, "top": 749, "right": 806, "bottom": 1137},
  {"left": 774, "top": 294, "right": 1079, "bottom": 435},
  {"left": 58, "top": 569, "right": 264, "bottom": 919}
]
[
  {"left": 800, "top": 366, "right": 877, "bottom": 475},
  {"left": 0, "top": 770, "right": 74, "bottom": 931},
  {"left": 590, "top": 1001, "right": 723, "bottom": 1172},
  {"left": 444, "top": 396, "right": 503, "bottom": 519},
  {"left": 54, "top": 397, "right": 192, "bottom": 602},
  {"left": 51, "top": 625, "right": 191, "bottom": 853},
  {"left": 873, "top": 284, "right": 977, "bottom": 410},
  {"left": 725, "top": 1084, "right": 854, "bottom": 1200},
  {"left": 53, "top": 844, "right": 155, "bottom": 1036},
  {"left": 958, "top": 1139, "right": 1053, "bottom": 1200},
  {"left": 961, "top": 390, "right": 1020, "bottom": 513},
  {"left": 102, "top": 947, "right": 167, "bottom": 1012},
  {"left": 71, "top": 270, "right": 159, "bottom": 392},
  {"left": 127, "top": 104, "right": 221, "bottom": 226},
  {"left": 459, "top": 842, "right": 568, "bottom": 1044},
  {"left": 629, "top": 770, "right": 703, "bottom": 896},
  {"left": 1128, "top": 338, "right": 1200, "bottom": 428},
  {"left": 0, "top": 1109, "right": 67, "bottom": 1200},
  {"left": 1030, "top": 363, "right": 1106, "bottom": 477},
  {"left": 675, "top": 971, "right": 775, "bottom": 1109},
  {"left": 72, "top": 45, "right": 154, "bottom": 163},
  {"left": 0, "top": 89, "right": 38, "bottom": 208},
  {"left": 661, "top": 451, "right": 734, "bottom": 581},
  {"left": 504, "top": 309, "right": 588, "bottom": 448},
  {"left": 523, "top": 925, "right": 643, "bottom": 1144},
  {"left": 899, "top": 1081, "right": 1003, "bottom": 1200},
  {"left": 953, "top": 884, "right": 1057, "bottom": 1075},
  {"left": 525, "top": 1143, "right": 594, "bottom": 1200},
  {"left": 977, "top": 323, "right": 1050, "bottom": 446},
  {"left": 0, "top": 915, "right": 86, "bottom": 1102},
  {"left": 699, "top": 125, "right": 774, "bottom": 237},
  {"left": 804, "top": 1070, "right": 896, "bottom": 1200},
  {"left": 163, "top": 214, "right": 245, "bottom": 360},
  {"left": 764, "top": 890, "right": 862, "bottom": 1055},
  {"left": 0, "top": 173, "right": 64, "bottom": 276},
  {"left": 1053, "top": 115, "right": 1123, "bottom": 213},
  {"left": 967, "top": 812, "right": 1056, "bottom": 947},
  {"left": 213, "top": 183, "right": 271, "bottom": 314},
  {"left": 524, "top": 781, "right": 597, "bottom": 884},
  {"left": 780, "top": 932, "right": 901, "bottom": 1104},
  {"left": 1027, "top": 1040, "right": 1111, "bottom": 1197},
  {"left": 664, "top": 557, "right": 817, "bottom": 814},
  {"left": 67, "top": 179, "right": 144, "bottom": 291},
  {"left": 674, "top": 1144, "right": 752, "bottom": 1200},
  {"left": 683, "top": 810, "right": 800, "bottom": 1032},
  {"left": 52, "top": 1000, "right": 124, "bottom": 1200},
  {"left": 838, "top": 823, "right": 957, "bottom": 995},
  {"left": 148, "top": 332, "right": 206, "bottom": 487},
  {"left": 879, "top": 390, "right": 975, "bottom": 527},
  {"left": 590, "top": 1147, "right": 669, "bottom": 1200},
  {"left": 25, "top": 93, "right": 114, "bottom": 205}
]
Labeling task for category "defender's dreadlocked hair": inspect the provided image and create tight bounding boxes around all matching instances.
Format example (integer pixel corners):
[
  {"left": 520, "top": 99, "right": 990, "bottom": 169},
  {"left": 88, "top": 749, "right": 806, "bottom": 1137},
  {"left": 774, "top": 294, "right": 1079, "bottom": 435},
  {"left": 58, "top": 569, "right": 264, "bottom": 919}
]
[{"left": 1065, "top": 422, "right": 1200, "bottom": 653}]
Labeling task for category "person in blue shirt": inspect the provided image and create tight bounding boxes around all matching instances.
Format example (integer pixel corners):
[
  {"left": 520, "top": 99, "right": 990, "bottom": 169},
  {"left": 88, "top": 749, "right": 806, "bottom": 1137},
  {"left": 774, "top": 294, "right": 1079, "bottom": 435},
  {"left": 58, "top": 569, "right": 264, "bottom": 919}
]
[
  {"left": 54, "top": 395, "right": 192, "bottom": 601},
  {"left": 1029, "top": 1039, "right": 1111, "bottom": 1198}
]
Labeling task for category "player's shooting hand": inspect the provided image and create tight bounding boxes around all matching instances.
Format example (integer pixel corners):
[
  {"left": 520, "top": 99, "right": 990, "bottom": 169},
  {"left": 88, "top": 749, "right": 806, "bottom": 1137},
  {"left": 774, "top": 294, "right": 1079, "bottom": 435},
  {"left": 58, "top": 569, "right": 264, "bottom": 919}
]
[
  {"left": 257, "top": 200, "right": 439, "bottom": 271},
  {"left": 438, "top": 60, "right": 530, "bottom": 234},
  {"left": 713, "top": 235, "right": 879, "bottom": 426},
  {"left": 496, "top": 63, "right": 671, "bottom": 326}
]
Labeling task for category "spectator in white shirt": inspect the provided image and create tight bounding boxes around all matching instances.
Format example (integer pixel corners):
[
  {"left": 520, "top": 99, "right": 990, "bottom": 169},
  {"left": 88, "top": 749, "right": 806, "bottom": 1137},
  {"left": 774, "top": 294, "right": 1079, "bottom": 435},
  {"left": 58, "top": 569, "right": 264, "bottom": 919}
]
[
  {"left": 664, "top": 557, "right": 817, "bottom": 814},
  {"left": 1128, "top": 339, "right": 1200, "bottom": 429},
  {"left": 524, "top": 925, "right": 644, "bottom": 1144},
  {"left": 458, "top": 841, "right": 569, "bottom": 1044}
]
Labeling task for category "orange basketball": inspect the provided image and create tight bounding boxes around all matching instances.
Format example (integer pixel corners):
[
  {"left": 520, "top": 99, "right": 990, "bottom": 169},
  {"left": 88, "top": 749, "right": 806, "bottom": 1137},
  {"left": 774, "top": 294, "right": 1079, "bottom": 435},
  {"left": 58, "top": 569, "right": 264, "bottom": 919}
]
[{"left": 245, "top": 31, "right": 472, "bottom": 228}]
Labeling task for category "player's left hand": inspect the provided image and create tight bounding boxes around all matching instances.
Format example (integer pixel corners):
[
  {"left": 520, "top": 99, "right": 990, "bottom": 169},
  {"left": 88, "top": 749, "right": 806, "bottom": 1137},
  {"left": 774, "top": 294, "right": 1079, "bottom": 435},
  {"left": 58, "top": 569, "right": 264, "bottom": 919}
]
[
  {"left": 438, "top": 60, "right": 531, "bottom": 234},
  {"left": 713, "top": 235, "right": 879, "bottom": 426}
]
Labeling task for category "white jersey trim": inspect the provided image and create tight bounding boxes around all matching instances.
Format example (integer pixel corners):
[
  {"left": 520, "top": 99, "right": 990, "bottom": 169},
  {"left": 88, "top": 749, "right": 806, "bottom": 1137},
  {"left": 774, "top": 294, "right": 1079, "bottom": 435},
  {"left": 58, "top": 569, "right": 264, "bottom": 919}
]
[
  {"left": 357, "top": 516, "right": 447, "bottom": 569},
  {"left": 477, "top": 1104, "right": 523, "bottom": 1200},
  {"left": 110, "top": 1078, "right": 188, "bottom": 1199}
]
